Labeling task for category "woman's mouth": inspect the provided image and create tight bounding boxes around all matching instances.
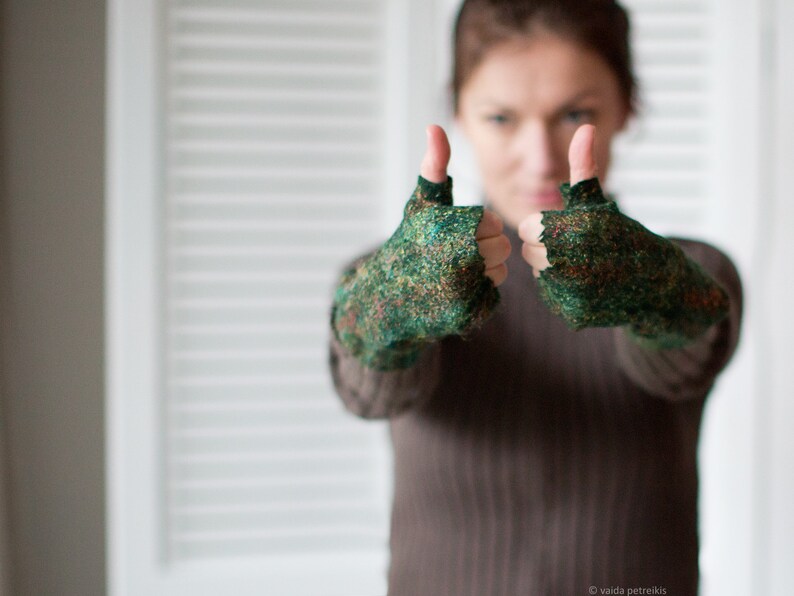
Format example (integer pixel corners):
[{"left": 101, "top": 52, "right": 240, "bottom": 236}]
[{"left": 521, "top": 189, "right": 563, "bottom": 209}]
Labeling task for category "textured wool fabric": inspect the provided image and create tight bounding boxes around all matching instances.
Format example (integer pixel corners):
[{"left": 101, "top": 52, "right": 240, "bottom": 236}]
[
  {"left": 329, "top": 226, "right": 743, "bottom": 595},
  {"left": 539, "top": 178, "right": 729, "bottom": 349},
  {"left": 332, "top": 176, "right": 499, "bottom": 370}
]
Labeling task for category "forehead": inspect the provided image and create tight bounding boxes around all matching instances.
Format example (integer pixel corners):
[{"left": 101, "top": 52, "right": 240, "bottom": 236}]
[{"left": 461, "top": 35, "right": 620, "bottom": 110}]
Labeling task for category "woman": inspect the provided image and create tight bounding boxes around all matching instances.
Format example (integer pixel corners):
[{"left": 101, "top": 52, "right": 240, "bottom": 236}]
[{"left": 329, "top": 0, "right": 742, "bottom": 594}]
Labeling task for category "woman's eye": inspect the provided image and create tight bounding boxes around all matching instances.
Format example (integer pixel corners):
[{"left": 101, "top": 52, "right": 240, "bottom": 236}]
[
  {"left": 564, "top": 109, "right": 595, "bottom": 124},
  {"left": 486, "top": 114, "right": 511, "bottom": 126}
]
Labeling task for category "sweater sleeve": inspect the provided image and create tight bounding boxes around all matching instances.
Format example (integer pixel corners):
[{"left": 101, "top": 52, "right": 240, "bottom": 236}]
[
  {"left": 613, "top": 239, "right": 743, "bottom": 401},
  {"left": 329, "top": 334, "right": 442, "bottom": 419}
]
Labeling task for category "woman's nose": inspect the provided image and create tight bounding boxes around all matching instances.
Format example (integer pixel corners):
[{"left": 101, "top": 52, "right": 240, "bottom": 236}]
[{"left": 514, "top": 122, "right": 561, "bottom": 179}]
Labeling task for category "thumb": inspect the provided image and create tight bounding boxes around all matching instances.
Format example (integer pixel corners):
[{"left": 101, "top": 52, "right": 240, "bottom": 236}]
[
  {"left": 420, "top": 124, "right": 451, "bottom": 184},
  {"left": 562, "top": 124, "right": 609, "bottom": 210},
  {"left": 568, "top": 124, "right": 597, "bottom": 185}
]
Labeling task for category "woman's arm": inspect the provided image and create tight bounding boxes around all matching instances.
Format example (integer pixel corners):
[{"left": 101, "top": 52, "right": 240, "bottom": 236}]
[
  {"left": 519, "top": 125, "right": 742, "bottom": 400},
  {"left": 328, "top": 125, "right": 509, "bottom": 417},
  {"left": 328, "top": 335, "right": 442, "bottom": 419}
]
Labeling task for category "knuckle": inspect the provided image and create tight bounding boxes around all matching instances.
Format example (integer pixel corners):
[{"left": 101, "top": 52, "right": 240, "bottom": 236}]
[
  {"left": 521, "top": 242, "right": 533, "bottom": 262},
  {"left": 487, "top": 263, "right": 508, "bottom": 286},
  {"left": 479, "top": 209, "right": 503, "bottom": 237},
  {"left": 500, "top": 235, "right": 512, "bottom": 259}
]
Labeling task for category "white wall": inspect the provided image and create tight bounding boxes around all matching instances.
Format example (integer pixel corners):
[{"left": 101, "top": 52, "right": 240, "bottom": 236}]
[
  {"left": 0, "top": 376, "right": 10, "bottom": 596},
  {"left": 764, "top": 0, "right": 794, "bottom": 591},
  {"left": 0, "top": 1, "right": 106, "bottom": 595}
]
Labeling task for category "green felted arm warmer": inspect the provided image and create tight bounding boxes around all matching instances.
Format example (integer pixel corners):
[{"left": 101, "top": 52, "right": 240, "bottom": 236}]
[
  {"left": 331, "top": 176, "right": 500, "bottom": 370},
  {"left": 538, "top": 177, "right": 729, "bottom": 349}
]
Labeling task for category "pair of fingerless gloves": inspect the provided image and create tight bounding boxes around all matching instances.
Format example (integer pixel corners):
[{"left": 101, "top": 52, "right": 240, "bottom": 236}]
[{"left": 331, "top": 176, "right": 729, "bottom": 371}]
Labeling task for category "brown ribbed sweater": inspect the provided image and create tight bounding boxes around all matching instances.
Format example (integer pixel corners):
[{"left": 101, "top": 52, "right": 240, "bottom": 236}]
[{"left": 329, "top": 226, "right": 742, "bottom": 596}]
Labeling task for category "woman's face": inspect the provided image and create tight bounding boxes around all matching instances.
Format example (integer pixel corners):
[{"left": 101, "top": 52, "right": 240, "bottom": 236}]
[{"left": 456, "top": 33, "right": 629, "bottom": 230}]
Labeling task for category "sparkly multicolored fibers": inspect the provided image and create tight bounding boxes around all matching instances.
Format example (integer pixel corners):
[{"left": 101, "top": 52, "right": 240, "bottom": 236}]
[
  {"left": 538, "top": 177, "right": 730, "bottom": 349},
  {"left": 331, "top": 176, "right": 500, "bottom": 370}
]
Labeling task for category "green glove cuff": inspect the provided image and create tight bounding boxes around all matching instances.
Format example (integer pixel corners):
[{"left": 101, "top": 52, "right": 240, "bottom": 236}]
[
  {"left": 332, "top": 176, "right": 500, "bottom": 370},
  {"left": 538, "top": 178, "right": 729, "bottom": 349}
]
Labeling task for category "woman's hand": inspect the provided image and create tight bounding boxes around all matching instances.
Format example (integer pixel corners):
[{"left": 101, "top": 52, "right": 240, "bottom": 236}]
[
  {"left": 517, "top": 123, "right": 728, "bottom": 346},
  {"left": 517, "top": 124, "right": 597, "bottom": 277},
  {"left": 421, "top": 124, "right": 511, "bottom": 287},
  {"left": 331, "top": 124, "right": 506, "bottom": 370}
]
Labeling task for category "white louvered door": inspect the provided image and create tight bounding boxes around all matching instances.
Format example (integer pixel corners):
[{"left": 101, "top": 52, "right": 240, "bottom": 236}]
[
  {"left": 108, "top": 0, "right": 429, "bottom": 594},
  {"left": 164, "top": 0, "right": 388, "bottom": 563},
  {"left": 610, "top": 0, "right": 715, "bottom": 238}
]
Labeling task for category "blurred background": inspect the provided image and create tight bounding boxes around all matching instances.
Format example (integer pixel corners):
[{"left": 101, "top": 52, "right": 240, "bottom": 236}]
[{"left": 1, "top": 0, "right": 792, "bottom": 595}]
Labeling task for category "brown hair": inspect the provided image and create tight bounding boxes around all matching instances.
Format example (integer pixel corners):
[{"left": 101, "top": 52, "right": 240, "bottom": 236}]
[{"left": 452, "top": 0, "right": 637, "bottom": 114}]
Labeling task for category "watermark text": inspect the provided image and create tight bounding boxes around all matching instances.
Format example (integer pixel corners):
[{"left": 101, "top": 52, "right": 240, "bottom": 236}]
[{"left": 588, "top": 586, "right": 667, "bottom": 595}]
